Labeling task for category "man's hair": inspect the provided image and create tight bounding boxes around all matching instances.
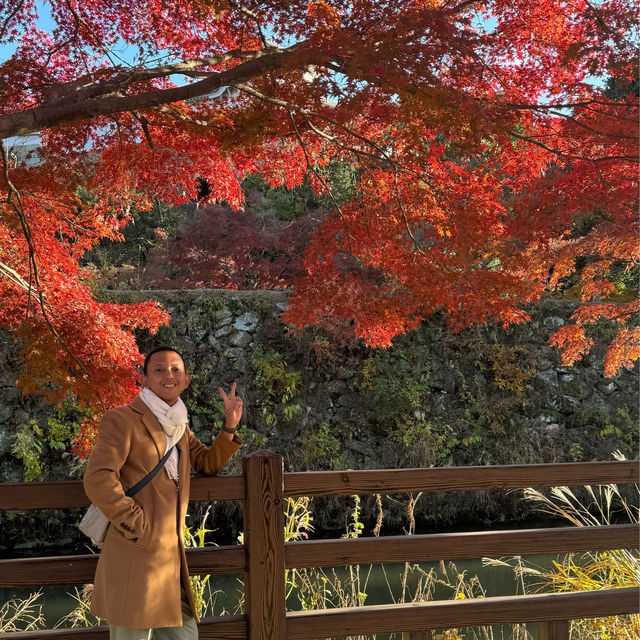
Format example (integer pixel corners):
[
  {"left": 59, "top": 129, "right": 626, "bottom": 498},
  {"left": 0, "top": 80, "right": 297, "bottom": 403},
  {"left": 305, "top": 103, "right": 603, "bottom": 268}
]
[{"left": 143, "top": 347, "right": 184, "bottom": 375}]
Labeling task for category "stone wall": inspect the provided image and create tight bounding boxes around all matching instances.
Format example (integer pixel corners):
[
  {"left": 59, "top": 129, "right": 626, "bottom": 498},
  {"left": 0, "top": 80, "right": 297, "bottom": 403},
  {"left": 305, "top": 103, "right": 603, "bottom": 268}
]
[{"left": 1, "top": 289, "right": 637, "bottom": 553}]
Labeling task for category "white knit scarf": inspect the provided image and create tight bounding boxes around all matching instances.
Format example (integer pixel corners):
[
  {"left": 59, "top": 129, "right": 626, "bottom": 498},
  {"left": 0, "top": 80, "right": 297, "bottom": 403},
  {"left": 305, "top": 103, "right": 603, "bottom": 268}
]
[{"left": 138, "top": 388, "right": 188, "bottom": 481}]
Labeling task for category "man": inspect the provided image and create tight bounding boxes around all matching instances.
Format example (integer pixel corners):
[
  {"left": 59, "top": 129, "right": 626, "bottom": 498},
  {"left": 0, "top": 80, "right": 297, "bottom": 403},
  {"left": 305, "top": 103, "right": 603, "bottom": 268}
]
[{"left": 84, "top": 347, "right": 243, "bottom": 639}]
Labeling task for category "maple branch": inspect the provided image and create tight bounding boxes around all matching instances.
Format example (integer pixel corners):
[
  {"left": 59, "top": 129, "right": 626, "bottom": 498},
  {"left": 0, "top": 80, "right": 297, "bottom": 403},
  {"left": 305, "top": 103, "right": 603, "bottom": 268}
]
[
  {"left": 287, "top": 110, "right": 355, "bottom": 254},
  {"left": 41, "top": 0, "right": 82, "bottom": 68},
  {"left": 444, "top": 0, "right": 482, "bottom": 12},
  {"left": 0, "top": 44, "right": 305, "bottom": 139},
  {"left": 0, "top": 0, "right": 26, "bottom": 41},
  {"left": 41, "top": 49, "right": 281, "bottom": 107},
  {"left": 0, "top": 139, "right": 106, "bottom": 411},
  {"left": 131, "top": 111, "right": 176, "bottom": 153},
  {"left": 505, "top": 127, "right": 638, "bottom": 163},
  {"left": 393, "top": 167, "right": 426, "bottom": 255},
  {"left": 233, "top": 82, "right": 439, "bottom": 191},
  {"left": 229, "top": 0, "right": 270, "bottom": 49},
  {"left": 501, "top": 98, "right": 636, "bottom": 111},
  {"left": 149, "top": 105, "right": 222, "bottom": 128},
  {"left": 547, "top": 110, "right": 640, "bottom": 140},
  {"left": 0, "top": 259, "right": 32, "bottom": 292}
]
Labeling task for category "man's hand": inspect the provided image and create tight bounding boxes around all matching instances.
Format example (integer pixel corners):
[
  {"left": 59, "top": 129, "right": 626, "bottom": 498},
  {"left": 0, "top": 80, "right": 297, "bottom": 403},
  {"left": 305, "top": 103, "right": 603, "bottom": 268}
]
[{"left": 218, "top": 382, "right": 243, "bottom": 431}]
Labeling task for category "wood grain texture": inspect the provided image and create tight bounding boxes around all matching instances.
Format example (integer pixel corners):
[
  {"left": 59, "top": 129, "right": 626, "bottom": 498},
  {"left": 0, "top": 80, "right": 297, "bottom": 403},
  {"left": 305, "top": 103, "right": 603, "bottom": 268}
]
[
  {"left": 2, "top": 461, "right": 636, "bottom": 508},
  {"left": 185, "top": 545, "right": 246, "bottom": 574},
  {"left": 198, "top": 615, "right": 248, "bottom": 639},
  {"left": 284, "top": 461, "right": 639, "bottom": 497},
  {"left": 6, "top": 616, "right": 246, "bottom": 640},
  {"left": 0, "top": 475, "right": 244, "bottom": 510},
  {"left": 243, "top": 451, "right": 287, "bottom": 640},
  {"left": 402, "top": 632, "right": 433, "bottom": 639},
  {"left": 285, "top": 524, "right": 639, "bottom": 568},
  {"left": 188, "top": 475, "right": 245, "bottom": 502},
  {"left": 0, "top": 546, "right": 246, "bottom": 587},
  {"left": 0, "top": 480, "right": 89, "bottom": 509},
  {"left": 538, "top": 620, "right": 570, "bottom": 640},
  {"left": 285, "top": 588, "right": 640, "bottom": 639}
]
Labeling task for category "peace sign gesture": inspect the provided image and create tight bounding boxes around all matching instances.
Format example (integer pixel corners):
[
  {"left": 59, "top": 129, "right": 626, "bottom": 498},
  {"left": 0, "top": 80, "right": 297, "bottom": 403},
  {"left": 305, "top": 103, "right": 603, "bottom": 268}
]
[{"left": 218, "top": 381, "right": 243, "bottom": 430}]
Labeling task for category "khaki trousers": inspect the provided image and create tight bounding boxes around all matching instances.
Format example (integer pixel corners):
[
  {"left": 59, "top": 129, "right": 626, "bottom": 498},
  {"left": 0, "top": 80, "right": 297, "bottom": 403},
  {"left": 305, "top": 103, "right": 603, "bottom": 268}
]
[
  {"left": 109, "top": 615, "right": 197, "bottom": 640},
  {"left": 109, "top": 590, "right": 198, "bottom": 640}
]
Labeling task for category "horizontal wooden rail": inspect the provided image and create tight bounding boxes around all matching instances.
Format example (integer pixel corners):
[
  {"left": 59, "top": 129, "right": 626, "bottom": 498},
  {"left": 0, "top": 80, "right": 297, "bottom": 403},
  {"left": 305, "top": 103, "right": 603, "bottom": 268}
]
[
  {"left": 285, "top": 523, "right": 640, "bottom": 568},
  {"left": 2, "top": 461, "right": 636, "bottom": 510},
  {"left": 0, "top": 546, "right": 246, "bottom": 587},
  {"left": 5, "top": 523, "right": 637, "bottom": 587},
  {"left": 7, "top": 615, "right": 247, "bottom": 640},
  {"left": 190, "top": 475, "right": 245, "bottom": 502},
  {"left": 0, "top": 475, "right": 245, "bottom": 510},
  {"left": 285, "top": 587, "right": 640, "bottom": 639},
  {"left": 283, "top": 460, "right": 639, "bottom": 497}
]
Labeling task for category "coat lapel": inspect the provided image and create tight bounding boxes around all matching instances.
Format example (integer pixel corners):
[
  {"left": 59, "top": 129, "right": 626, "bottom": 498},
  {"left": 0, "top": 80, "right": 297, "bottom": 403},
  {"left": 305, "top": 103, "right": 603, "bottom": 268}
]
[{"left": 128, "top": 395, "right": 165, "bottom": 460}]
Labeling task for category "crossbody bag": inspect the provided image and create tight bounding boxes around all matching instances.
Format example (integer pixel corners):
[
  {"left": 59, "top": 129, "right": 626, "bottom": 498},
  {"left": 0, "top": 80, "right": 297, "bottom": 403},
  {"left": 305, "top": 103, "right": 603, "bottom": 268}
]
[{"left": 79, "top": 446, "right": 175, "bottom": 546}]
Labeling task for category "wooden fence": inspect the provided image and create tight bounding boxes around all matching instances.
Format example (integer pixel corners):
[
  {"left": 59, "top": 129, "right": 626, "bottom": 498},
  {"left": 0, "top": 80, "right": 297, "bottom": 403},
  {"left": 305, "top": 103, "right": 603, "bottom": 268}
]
[{"left": 0, "top": 454, "right": 638, "bottom": 639}]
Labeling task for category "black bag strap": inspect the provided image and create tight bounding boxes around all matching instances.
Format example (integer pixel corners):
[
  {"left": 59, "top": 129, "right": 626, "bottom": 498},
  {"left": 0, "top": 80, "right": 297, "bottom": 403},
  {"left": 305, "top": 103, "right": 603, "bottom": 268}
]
[{"left": 125, "top": 446, "right": 175, "bottom": 497}]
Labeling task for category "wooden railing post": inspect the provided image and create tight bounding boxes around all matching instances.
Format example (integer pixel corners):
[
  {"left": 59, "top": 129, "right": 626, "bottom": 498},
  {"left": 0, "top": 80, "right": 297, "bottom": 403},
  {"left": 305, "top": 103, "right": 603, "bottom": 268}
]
[
  {"left": 539, "top": 620, "right": 570, "bottom": 640},
  {"left": 243, "top": 450, "right": 286, "bottom": 640}
]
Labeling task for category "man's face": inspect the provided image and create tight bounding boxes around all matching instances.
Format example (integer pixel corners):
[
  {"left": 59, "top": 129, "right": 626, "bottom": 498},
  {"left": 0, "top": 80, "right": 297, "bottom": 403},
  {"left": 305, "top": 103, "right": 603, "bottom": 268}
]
[{"left": 141, "top": 350, "right": 191, "bottom": 406}]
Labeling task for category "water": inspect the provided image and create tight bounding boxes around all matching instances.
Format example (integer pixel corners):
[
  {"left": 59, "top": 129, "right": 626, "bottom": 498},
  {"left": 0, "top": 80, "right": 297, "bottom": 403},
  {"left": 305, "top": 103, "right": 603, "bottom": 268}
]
[
  {"left": 1, "top": 552, "right": 563, "bottom": 638},
  {"left": 2, "top": 515, "right": 632, "bottom": 639}
]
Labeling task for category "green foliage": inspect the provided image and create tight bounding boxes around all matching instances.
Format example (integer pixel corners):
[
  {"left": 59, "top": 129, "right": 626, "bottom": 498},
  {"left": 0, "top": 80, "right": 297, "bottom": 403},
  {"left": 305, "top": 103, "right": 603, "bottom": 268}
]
[
  {"left": 343, "top": 494, "right": 365, "bottom": 540},
  {"left": 359, "top": 349, "right": 430, "bottom": 424},
  {"left": 12, "top": 399, "right": 92, "bottom": 480},
  {"left": 82, "top": 199, "right": 183, "bottom": 273},
  {"left": 569, "top": 441, "right": 584, "bottom": 462},
  {"left": 489, "top": 344, "right": 536, "bottom": 395},
  {"left": 47, "top": 399, "right": 90, "bottom": 451},
  {"left": 198, "top": 296, "right": 225, "bottom": 317},
  {"left": 242, "top": 162, "right": 358, "bottom": 220},
  {"left": 253, "top": 346, "right": 300, "bottom": 403},
  {"left": 608, "top": 262, "right": 639, "bottom": 301},
  {"left": 252, "top": 345, "right": 302, "bottom": 429},
  {"left": 301, "top": 423, "right": 342, "bottom": 470},
  {"left": 388, "top": 417, "right": 431, "bottom": 448},
  {"left": 236, "top": 424, "right": 268, "bottom": 448},
  {"left": 241, "top": 173, "right": 322, "bottom": 221},
  {"left": 12, "top": 420, "right": 44, "bottom": 481},
  {"left": 597, "top": 408, "right": 638, "bottom": 459}
]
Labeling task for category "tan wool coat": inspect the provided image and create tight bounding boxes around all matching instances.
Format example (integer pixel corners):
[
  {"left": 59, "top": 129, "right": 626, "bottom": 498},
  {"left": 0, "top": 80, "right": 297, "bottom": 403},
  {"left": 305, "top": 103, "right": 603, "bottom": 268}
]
[{"left": 83, "top": 396, "right": 241, "bottom": 628}]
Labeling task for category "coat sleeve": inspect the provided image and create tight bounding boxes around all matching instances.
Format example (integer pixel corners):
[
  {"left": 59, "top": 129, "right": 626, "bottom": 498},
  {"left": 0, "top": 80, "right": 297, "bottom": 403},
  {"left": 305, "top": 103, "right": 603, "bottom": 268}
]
[
  {"left": 188, "top": 426, "right": 242, "bottom": 476},
  {"left": 83, "top": 409, "right": 146, "bottom": 541}
]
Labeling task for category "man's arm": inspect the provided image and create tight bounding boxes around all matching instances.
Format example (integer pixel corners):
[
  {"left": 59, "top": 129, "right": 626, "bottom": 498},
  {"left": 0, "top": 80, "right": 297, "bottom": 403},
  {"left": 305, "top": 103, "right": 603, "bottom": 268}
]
[
  {"left": 83, "top": 410, "right": 146, "bottom": 541},
  {"left": 189, "top": 427, "right": 242, "bottom": 476},
  {"left": 190, "top": 381, "right": 244, "bottom": 475}
]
